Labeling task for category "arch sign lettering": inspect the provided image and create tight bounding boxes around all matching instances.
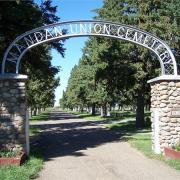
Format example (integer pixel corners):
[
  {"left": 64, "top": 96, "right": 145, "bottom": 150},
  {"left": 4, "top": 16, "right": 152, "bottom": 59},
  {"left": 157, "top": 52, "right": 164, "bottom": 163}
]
[{"left": 1, "top": 20, "right": 177, "bottom": 75}]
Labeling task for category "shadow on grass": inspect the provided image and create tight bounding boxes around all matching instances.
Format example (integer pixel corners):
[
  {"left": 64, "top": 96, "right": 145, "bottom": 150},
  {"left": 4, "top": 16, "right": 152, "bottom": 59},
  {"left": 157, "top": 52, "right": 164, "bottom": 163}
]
[
  {"left": 77, "top": 114, "right": 100, "bottom": 119},
  {"left": 30, "top": 112, "right": 50, "bottom": 121},
  {"left": 30, "top": 111, "right": 180, "bottom": 170},
  {"left": 72, "top": 111, "right": 151, "bottom": 122},
  {"left": 29, "top": 127, "right": 41, "bottom": 136},
  {"left": 107, "top": 121, "right": 151, "bottom": 134},
  {"left": 29, "top": 145, "right": 43, "bottom": 159},
  {"left": 30, "top": 111, "right": 151, "bottom": 162}
]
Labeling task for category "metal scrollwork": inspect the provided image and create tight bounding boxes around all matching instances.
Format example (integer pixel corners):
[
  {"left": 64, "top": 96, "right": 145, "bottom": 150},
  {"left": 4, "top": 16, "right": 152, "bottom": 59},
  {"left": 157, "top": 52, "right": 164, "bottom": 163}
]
[{"left": 1, "top": 20, "right": 177, "bottom": 75}]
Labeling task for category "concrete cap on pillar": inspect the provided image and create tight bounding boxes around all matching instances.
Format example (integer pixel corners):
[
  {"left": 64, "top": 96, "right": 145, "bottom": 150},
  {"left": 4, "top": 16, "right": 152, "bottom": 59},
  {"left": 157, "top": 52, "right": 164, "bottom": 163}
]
[
  {"left": 147, "top": 75, "right": 180, "bottom": 83},
  {"left": 0, "top": 74, "right": 28, "bottom": 79}
]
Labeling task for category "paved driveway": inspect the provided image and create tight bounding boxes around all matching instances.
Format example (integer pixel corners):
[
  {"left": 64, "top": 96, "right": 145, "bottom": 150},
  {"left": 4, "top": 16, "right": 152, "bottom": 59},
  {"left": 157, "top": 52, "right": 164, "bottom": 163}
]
[{"left": 30, "top": 111, "right": 180, "bottom": 180}]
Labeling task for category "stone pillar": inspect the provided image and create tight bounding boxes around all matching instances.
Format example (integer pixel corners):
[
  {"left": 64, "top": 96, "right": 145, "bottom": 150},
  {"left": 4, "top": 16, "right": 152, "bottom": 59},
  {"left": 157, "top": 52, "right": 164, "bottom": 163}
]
[
  {"left": 0, "top": 74, "right": 28, "bottom": 154},
  {"left": 148, "top": 76, "right": 180, "bottom": 154}
]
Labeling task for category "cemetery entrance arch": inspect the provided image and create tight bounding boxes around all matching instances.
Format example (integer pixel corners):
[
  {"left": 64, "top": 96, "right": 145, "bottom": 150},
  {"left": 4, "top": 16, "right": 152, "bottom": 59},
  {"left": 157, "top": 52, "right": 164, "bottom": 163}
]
[{"left": 0, "top": 20, "right": 180, "bottom": 155}]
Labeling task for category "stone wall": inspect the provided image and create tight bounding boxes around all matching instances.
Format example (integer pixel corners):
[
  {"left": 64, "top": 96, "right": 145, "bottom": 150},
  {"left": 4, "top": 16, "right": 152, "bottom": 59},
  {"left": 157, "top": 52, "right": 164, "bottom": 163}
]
[
  {"left": 150, "top": 80, "right": 180, "bottom": 153},
  {"left": 1, "top": 74, "right": 180, "bottom": 155},
  {"left": 0, "top": 75, "right": 27, "bottom": 152}
]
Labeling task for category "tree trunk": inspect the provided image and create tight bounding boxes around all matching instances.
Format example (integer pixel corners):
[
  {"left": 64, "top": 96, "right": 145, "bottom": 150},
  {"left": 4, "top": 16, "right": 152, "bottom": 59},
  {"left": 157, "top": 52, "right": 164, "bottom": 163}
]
[
  {"left": 31, "top": 109, "right": 33, "bottom": 117},
  {"left": 136, "top": 90, "right": 145, "bottom": 128},
  {"left": 80, "top": 106, "right": 83, "bottom": 113},
  {"left": 118, "top": 104, "right": 121, "bottom": 111},
  {"left": 107, "top": 104, "right": 110, "bottom": 116},
  {"left": 100, "top": 104, "right": 107, "bottom": 117},
  {"left": 109, "top": 105, "right": 112, "bottom": 111},
  {"left": 91, "top": 103, "right": 96, "bottom": 115},
  {"left": 29, "top": 108, "right": 31, "bottom": 119},
  {"left": 33, "top": 108, "right": 37, "bottom": 116},
  {"left": 132, "top": 104, "right": 136, "bottom": 113},
  {"left": 146, "top": 102, "right": 150, "bottom": 111},
  {"left": 100, "top": 106, "right": 104, "bottom": 117}
]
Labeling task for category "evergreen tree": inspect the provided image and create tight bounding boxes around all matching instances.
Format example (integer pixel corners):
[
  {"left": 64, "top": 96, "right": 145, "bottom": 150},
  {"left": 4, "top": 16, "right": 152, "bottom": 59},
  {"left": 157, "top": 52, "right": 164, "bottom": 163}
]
[
  {"left": 95, "top": 0, "right": 179, "bottom": 127},
  {"left": 0, "top": 0, "right": 65, "bottom": 111},
  {"left": 61, "top": 0, "right": 179, "bottom": 125}
]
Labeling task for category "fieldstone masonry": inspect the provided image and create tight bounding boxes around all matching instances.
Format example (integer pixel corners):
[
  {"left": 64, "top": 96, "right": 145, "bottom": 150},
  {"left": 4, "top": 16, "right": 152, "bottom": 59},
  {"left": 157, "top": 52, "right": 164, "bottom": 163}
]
[
  {"left": 149, "top": 77, "right": 180, "bottom": 153},
  {"left": 0, "top": 75, "right": 28, "bottom": 153},
  {"left": 0, "top": 74, "right": 180, "bottom": 155}
]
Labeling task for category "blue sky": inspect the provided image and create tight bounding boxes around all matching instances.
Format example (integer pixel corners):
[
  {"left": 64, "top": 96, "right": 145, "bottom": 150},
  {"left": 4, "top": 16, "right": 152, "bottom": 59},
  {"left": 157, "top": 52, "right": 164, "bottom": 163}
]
[{"left": 44, "top": 0, "right": 103, "bottom": 106}]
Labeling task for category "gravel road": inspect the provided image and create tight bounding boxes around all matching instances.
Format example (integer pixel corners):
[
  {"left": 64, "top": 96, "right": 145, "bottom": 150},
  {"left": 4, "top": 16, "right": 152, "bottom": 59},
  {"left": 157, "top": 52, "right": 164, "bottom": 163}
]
[{"left": 30, "top": 110, "right": 180, "bottom": 180}]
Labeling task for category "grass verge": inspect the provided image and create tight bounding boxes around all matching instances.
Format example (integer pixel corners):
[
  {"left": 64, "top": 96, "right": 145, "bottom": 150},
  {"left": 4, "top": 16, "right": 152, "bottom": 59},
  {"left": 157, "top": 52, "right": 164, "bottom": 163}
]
[
  {"left": 29, "top": 110, "right": 50, "bottom": 136},
  {"left": 29, "top": 110, "right": 50, "bottom": 122},
  {"left": 107, "top": 121, "right": 180, "bottom": 170},
  {"left": 69, "top": 110, "right": 150, "bottom": 122},
  {"left": 128, "top": 133, "right": 180, "bottom": 170},
  {"left": 0, "top": 147, "right": 43, "bottom": 180},
  {"left": 29, "top": 127, "right": 41, "bottom": 136}
]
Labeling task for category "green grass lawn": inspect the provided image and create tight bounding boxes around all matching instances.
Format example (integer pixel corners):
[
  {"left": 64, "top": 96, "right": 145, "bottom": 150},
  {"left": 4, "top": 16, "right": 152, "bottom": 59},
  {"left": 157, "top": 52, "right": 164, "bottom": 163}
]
[
  {"left": 29, "top": 110, "right": 50, "bottom": 122},
  {"left": 29, "top": 127, "right": 41, "bottom": 136},
  {"left": 66, "top": 110, "right": 180, "bottom": 170},
  {"left": 70, "top": 111, "right": 124, "bottom": 120},
  {"left": 29, "top": 109, "right": 51, "bottom": 136},
  {"left": 70, "top": 110, "right": 150, "bottom": 122},
  {"left": 0, "top": 147, "right": 43, "bottom": 180},
  {"left": 106, "top": 121, "right": 180, "bottom": 170},
  {"left": 129, "top": 133, "right": 180, "bottom": 170},
  {"left": 0, "top": 109, "right": 50, "bottom": 180}
]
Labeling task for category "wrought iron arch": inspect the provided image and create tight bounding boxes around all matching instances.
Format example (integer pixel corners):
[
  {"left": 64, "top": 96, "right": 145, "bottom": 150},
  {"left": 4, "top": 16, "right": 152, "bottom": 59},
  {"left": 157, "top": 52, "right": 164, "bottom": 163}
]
[{"left": 1, "top": 20, "right": 178, "bottom": 75}]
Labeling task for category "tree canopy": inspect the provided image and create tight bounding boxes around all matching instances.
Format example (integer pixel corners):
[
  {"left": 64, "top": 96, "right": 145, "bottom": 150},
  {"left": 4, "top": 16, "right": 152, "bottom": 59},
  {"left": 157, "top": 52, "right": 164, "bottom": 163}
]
[
  {"left": 0, "top": 0, "right": 64, "bottom": 112},
  {"left": 60, "top": 0, "right": 180, "bottom": 128}
]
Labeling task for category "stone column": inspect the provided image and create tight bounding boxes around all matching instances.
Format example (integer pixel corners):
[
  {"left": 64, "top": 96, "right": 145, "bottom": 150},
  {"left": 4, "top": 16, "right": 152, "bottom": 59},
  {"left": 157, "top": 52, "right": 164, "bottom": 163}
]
[
  {"left": 148, "top": 76, "right": 180, "bottom": 154},
  {"left": 0, "top": 74, "right": 28, "bottom": 154}
]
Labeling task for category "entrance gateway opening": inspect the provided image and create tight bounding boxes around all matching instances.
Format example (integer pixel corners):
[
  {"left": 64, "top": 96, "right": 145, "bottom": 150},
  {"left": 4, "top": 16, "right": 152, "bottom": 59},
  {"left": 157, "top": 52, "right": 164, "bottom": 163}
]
[{"left": 0, "top": 20, "right": 180, "bottom": 155}]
